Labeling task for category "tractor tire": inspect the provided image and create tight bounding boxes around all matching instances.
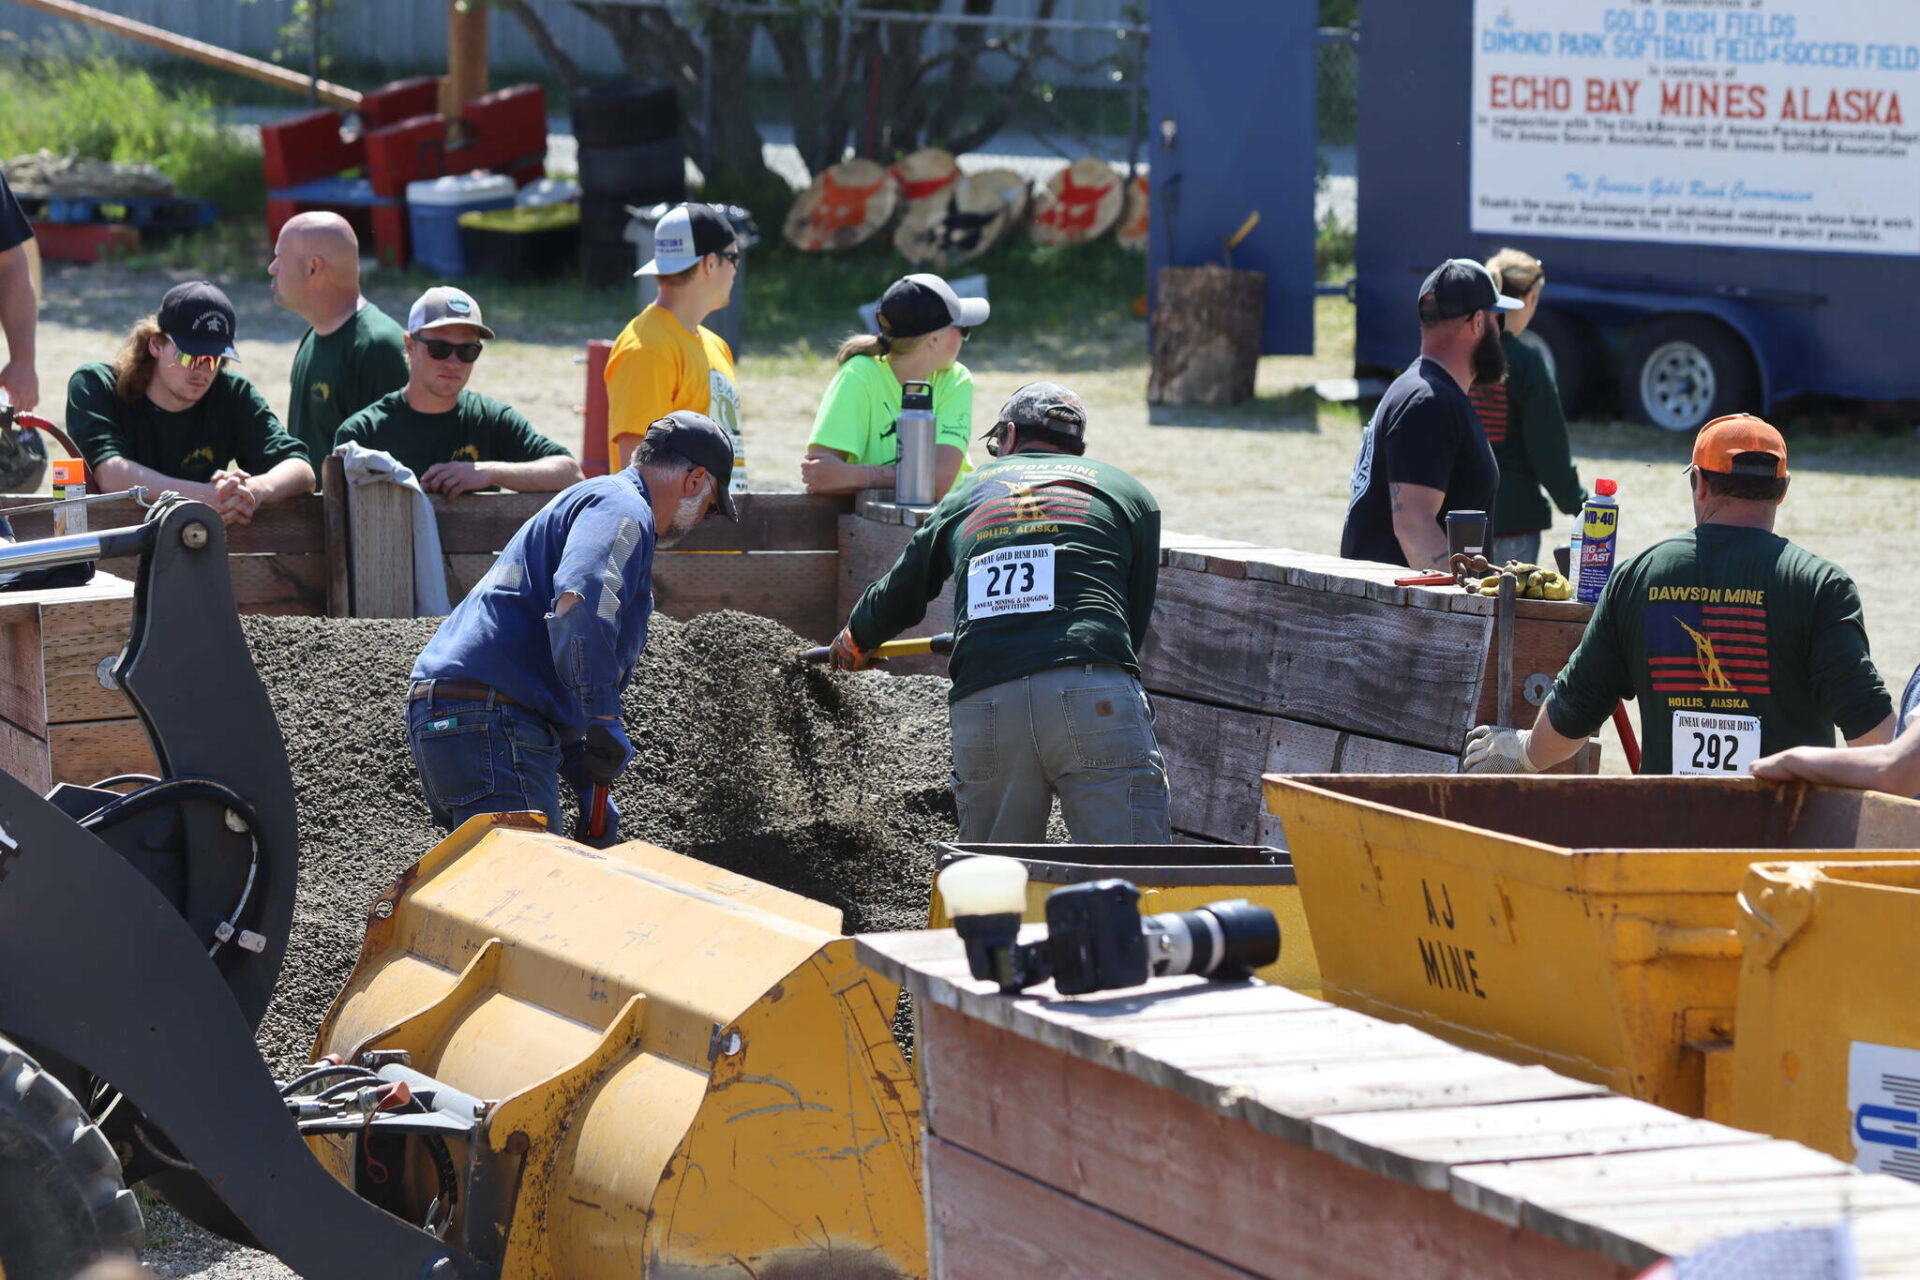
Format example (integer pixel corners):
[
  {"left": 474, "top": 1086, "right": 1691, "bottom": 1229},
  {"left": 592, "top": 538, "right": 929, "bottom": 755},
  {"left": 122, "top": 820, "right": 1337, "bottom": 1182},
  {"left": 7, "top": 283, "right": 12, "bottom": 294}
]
[
  {"left": 0, "top": 1035, "right": 142, "bottom": 1278},
  {"left": 1620, "top": 315, "right": 1759, "bottom": 432}
]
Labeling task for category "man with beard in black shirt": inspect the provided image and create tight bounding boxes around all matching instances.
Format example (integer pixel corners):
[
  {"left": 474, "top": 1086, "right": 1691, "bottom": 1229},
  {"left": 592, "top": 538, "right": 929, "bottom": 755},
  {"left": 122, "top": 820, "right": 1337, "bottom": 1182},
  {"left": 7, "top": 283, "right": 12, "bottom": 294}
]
[{"left": 1342, "top": 258, "right": 1522, "bottom": 568}]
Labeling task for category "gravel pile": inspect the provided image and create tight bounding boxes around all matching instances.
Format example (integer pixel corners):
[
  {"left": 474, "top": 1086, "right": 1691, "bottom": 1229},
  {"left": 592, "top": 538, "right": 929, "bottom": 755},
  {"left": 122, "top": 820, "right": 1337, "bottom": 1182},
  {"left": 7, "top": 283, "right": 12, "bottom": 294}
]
[{"left": 240, "top": 609, "right": 957, "bottom": 1077}]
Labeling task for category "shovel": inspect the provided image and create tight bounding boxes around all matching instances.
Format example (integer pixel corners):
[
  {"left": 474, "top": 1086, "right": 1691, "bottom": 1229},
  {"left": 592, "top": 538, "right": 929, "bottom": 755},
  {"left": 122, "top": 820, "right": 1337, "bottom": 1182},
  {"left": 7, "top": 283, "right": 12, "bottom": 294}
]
[{"left": 797, "top": 632, "right": 955, "bottom": 664}]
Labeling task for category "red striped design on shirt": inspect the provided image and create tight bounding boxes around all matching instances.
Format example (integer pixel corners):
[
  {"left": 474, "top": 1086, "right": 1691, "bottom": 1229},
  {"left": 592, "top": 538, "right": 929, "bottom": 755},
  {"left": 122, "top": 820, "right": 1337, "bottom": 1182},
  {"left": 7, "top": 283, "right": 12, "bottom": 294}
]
[{"left": 1468, "top": 384, "right": 1510, "bottom": 445}]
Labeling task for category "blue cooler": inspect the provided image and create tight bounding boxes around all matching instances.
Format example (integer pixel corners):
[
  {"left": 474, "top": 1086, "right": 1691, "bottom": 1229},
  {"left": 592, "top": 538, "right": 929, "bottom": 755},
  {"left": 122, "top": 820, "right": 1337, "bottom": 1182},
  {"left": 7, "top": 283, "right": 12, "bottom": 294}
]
[{"left": 407, "top": 173, "right": 517, "bottom": 275}]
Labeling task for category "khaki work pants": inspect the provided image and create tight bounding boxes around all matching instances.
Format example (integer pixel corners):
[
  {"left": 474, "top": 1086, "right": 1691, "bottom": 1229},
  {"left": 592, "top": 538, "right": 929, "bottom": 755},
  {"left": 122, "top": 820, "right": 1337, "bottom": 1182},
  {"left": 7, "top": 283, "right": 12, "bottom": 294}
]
[{"left": 947, "top": 663, "right": 1172, "bottom": 845}]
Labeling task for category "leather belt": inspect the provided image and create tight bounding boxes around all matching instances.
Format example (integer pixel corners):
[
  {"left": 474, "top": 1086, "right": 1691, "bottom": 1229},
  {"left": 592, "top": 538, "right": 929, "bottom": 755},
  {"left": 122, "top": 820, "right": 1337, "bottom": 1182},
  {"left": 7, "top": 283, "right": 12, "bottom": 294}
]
[{"left": 408, "top": 678, "right": 522, "bottom": 709}]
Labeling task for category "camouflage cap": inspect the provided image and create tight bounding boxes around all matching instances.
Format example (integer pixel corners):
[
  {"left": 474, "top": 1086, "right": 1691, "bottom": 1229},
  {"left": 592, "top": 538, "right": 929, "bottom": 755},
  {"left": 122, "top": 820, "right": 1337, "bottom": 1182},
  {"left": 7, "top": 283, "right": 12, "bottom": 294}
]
[{"left": 990, "top": 380, "right": 1087, "bottom": 438}]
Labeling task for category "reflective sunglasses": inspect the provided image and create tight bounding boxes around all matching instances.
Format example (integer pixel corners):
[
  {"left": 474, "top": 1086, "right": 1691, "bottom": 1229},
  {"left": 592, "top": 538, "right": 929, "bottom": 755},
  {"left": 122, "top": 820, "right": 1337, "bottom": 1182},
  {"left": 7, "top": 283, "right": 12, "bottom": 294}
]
[
  {"left": 716, "top": 249, "right": 741, "bottom": 265},
  {"left": 418, "top": 338, "right": 484, "bottom": 364},
  {"left": 170, "top": 351, "right": 230, "bottom": 373},
  {"left": 957, "top": 326, "right": 971, "bottom": 341}
]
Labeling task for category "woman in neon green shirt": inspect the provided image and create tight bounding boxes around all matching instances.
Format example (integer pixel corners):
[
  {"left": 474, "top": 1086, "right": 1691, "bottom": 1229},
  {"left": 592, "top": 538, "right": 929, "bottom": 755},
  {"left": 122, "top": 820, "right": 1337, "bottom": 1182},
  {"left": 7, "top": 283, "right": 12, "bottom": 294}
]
[{"left": 801, "top": 272, "right": 989, "bottom": 501}]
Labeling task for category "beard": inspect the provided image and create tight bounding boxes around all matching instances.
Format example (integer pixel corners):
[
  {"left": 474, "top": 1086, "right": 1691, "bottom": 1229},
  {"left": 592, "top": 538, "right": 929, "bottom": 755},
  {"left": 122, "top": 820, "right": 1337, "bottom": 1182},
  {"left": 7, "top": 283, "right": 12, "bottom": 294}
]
[
  {"left": 1471, "top": 319, "right": 1508, "bottom": 388},
  {"left": 655, "top": 483, "right": 712, "bottom": 548}
]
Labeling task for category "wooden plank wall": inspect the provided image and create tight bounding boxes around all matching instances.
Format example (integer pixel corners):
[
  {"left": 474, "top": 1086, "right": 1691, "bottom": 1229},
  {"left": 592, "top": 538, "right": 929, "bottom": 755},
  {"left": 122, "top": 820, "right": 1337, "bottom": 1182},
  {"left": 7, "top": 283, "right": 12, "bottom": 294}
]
[
  {"left": 0, "top": 579, "right": 155, "bottom": 788},
  {"left": 0, "top": 494, "right": 331, "bottom": 615},
  {"left": 833, "top": 504, "right": 1596, "bottom": 847}
]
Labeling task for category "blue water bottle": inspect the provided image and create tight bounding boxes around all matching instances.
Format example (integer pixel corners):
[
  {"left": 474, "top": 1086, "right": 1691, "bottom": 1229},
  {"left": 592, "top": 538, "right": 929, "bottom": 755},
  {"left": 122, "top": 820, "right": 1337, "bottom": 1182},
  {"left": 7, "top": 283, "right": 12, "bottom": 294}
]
[{"left": 1576, "top": 478, "right": 1619, "bottom": 604}]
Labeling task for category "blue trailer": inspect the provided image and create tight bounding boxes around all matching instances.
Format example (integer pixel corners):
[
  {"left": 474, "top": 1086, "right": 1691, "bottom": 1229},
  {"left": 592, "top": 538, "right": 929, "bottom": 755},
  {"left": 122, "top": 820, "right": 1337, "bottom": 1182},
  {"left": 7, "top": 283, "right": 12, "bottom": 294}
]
[{"left": 1356, "top": 0, "right": 1920, "bottom": 430}]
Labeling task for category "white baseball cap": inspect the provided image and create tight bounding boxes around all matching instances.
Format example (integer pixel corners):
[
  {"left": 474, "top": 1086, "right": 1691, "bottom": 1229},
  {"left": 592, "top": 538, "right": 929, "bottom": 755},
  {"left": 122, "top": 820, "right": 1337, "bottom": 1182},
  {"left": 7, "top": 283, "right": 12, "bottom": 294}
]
[
  {"left": 635, "top": 203, "right": 737, "bottom": 276},
  {"left": 407, "top": 286, "right": 495, "bottom": 339}
]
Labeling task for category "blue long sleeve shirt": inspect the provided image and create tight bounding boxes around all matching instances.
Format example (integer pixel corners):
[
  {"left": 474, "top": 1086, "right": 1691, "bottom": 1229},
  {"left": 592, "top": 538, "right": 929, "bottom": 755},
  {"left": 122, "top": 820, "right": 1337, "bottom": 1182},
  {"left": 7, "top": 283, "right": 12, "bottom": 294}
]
[{"left": 412, "top": 470, "right": 658, "bottom": 739}]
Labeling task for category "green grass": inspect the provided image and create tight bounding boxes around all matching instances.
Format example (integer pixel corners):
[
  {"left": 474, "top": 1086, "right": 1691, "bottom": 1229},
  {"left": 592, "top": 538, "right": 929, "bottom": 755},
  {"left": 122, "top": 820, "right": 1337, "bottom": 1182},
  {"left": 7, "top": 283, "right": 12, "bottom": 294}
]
[{"left": 0, "top": 38, "right": 266, "bottom": 217}]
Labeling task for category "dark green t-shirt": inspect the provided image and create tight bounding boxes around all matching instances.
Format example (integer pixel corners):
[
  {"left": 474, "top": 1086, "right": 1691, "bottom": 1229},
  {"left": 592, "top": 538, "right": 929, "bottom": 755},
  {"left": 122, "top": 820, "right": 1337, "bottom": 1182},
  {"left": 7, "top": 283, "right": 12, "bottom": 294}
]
[
  {"left": 849, "top": 451, "right": 1162, "bottom": 702},
  {"left": 66, "top": 362, "right": 309, "bottom": 483},
  {"left": 333, "top": 390, "right": 572, "bottom": 479},
  {"left": 1546, "top": 524, "right": 1891, "bottom": 774},
  {"left": 288, "top": 302, "right": 409, "bottom": 470},
  {"left": 1468, "top": 333, "right": 1586, "bottom": 536}
]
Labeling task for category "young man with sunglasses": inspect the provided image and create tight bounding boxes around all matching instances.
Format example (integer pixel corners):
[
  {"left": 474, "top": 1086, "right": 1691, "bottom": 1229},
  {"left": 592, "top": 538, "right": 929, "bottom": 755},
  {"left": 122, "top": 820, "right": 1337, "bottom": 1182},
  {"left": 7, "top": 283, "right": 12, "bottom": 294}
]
[
  {"left": 407, "top": 411, "right": 737, "bottom": 847},
  {"left": 1465, "top": 415, "right": 1895, "bottom": 776},
  {"left": 67, "top": 280, "right": 314, "bottom": 526},
  {"left": 829, "top": 381, "right": 1169, "bottom": 845},
  {"left": 604, "top": 203, "right": 745, "bottom": 479},
  {"left": 334, "top": 286, "right": 582, "bottom": 497},
  {"left": 1342, "top": 258, "right": 1520, "bottom": 569}
]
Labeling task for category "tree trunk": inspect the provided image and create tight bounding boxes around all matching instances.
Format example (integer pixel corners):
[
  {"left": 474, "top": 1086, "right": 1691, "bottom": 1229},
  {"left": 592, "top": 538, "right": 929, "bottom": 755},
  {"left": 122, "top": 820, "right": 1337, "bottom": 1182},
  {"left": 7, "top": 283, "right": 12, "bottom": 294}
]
[{"left": 1148, "top": 266, "right": 1267, "bottom": 407}]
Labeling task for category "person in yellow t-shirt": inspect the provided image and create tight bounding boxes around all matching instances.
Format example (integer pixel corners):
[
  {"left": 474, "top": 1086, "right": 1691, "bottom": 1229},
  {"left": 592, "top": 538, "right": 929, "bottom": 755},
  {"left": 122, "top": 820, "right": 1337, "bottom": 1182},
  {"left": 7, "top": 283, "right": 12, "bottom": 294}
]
[
  {"left": 801, "top": 273, "right": 989, "bottom": 502},
  {"left": 604, "top": 203, "right": 744, "bottom": 488}
]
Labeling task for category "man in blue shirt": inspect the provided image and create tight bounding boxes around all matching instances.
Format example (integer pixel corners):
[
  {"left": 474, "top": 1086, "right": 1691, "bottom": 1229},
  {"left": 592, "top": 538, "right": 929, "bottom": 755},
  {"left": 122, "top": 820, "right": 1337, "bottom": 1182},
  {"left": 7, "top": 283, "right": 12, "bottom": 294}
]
[{"left": 407, "top": 411, "right": 737, "bottom": 845}]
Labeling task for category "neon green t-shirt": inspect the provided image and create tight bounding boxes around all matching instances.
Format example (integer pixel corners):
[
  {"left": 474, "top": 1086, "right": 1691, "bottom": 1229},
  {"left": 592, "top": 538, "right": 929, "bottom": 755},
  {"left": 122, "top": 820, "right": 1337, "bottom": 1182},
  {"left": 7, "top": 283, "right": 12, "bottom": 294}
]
[{"left": 807, "top": 356, "right": 974, "bottom": 481}]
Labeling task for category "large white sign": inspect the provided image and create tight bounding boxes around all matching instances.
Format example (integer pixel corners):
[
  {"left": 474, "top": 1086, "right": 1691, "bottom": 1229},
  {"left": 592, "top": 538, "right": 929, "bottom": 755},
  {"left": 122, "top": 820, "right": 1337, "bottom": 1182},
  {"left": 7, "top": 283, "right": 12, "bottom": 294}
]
[{"left": 1472, "top": 0, "right": 1920, "bottom": 255}]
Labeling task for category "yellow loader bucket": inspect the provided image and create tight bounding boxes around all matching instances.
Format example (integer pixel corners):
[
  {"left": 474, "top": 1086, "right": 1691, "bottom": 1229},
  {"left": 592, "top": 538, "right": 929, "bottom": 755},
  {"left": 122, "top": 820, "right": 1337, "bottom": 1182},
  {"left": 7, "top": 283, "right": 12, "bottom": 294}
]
[
  {"left": 1263, "top": 775, "right": 1920, "bottom": 1118},
  {"left": 1732, "top": 860, "right": 1920, "bottom": 1175},
  {"left": 314, "top": 814, "right": 925, "bottom": 1280},
  {"left": 925, "top": 842, "right": 1320, "bottom": 994}
]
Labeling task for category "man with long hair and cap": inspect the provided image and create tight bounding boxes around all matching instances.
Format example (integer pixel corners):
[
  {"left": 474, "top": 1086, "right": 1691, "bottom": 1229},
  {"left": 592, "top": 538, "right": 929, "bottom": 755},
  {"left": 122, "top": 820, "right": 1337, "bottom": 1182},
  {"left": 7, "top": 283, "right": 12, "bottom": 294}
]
[
  {"left": 1464, "top": 414, "right": 1895, "bottom": 775},
  {"left": 66, "top": 280, "right": 314, "bottom": 526},
  {"left": 828, "top": 381, "right": 1168, "bottom": 844},
  {"left": 407, "top": 411, "right": 737, "bottom": 847}
]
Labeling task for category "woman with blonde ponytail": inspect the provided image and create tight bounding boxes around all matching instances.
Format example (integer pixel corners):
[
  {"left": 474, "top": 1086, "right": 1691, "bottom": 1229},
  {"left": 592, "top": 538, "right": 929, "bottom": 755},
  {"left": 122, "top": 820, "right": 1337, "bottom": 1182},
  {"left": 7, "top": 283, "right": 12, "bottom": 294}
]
[{"left": 801, "top": 273, "right": 988, "bottom": 501}]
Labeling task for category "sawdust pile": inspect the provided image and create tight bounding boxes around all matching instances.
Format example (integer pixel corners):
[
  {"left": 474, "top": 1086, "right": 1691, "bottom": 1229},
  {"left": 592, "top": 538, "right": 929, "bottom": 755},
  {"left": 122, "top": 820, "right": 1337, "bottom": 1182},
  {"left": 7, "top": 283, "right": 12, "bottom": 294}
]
[{"left": 242, "top": 610, "right": 956, "bottom": 1074}]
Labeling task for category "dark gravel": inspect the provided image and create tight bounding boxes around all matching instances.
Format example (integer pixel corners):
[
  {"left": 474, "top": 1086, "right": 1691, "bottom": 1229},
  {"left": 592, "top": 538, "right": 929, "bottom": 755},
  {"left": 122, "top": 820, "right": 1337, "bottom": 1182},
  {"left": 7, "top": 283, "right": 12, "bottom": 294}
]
[{"left": 241, "top": 610, "right": 958, "bottom": 1076}]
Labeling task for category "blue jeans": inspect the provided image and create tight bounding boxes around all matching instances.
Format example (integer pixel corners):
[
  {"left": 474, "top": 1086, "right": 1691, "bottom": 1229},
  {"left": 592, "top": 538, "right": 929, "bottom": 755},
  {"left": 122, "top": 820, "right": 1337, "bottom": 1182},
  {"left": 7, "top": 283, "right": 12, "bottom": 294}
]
[
  {"left": 406, "top": 683, "right": 564, "bottom": 833},
  {"left": 947, "top": 664, "right": 1172, "bottom": 845}
]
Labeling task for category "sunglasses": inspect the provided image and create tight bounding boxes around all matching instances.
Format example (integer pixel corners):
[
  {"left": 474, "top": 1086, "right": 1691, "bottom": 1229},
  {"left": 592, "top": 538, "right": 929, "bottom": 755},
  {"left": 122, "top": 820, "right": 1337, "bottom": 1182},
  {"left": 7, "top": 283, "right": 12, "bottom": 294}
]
[
  {"left": 716, "top": 249, "right": 740, "bottom": 265},
  {"left": 170, "top": 351, "right": 229, "bottom": 373},
  {"left": 417, "top": 338, "right": 484, "bottom": 364},
  {"left": 957, "top": 326, "right": 971, "bottom": 341}
]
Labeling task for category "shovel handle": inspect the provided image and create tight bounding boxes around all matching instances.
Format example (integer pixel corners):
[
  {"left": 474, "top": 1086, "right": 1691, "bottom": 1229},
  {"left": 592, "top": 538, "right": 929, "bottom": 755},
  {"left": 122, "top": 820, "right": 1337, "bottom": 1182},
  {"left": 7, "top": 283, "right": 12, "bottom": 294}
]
[
  {"left": 587, "top": 784, "right": 610, "bottom": 840},
  {"left": 800, "top": 632, "right": 955, "bottom": 663}
]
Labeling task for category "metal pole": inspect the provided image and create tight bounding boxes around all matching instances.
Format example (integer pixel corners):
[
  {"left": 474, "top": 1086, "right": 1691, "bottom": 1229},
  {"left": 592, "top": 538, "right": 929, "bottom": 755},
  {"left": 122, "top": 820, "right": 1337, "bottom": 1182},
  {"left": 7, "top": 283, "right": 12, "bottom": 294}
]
[
  {"left": 307, "top": 0, "right": 320, "bottom": 108},
  {"left": 698, "top": 8, "right": 714, "bottom": 181}
]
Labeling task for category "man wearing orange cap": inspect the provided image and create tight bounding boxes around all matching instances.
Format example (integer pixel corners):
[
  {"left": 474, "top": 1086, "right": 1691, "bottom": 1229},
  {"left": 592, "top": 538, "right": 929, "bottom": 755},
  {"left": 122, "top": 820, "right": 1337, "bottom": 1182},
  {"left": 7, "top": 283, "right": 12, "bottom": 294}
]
[{"left": 1463, "top": 414, "right": 1895, "bottom": 775}]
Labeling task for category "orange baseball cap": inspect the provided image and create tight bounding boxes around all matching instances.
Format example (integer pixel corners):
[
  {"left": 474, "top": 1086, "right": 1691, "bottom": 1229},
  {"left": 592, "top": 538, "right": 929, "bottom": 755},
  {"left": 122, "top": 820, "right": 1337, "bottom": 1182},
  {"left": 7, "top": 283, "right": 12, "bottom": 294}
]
[{"left": 1693, "top": 414, "right": 1788, "bottom": 478}]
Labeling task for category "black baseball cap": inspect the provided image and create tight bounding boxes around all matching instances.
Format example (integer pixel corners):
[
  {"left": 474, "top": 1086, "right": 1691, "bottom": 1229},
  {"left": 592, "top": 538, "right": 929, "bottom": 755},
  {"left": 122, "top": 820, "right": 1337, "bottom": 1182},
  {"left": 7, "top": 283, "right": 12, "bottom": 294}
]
[
  {"left": 643, "top": 410, "right": 739, "bottom": 521},
  {"left": 1417, "top": 258, "right": 1525, "bottom": 322},
  {"left": 158, "top": 280, "right": 240, "bottom": 358},
  {"left": 877, "top": 273, "right": 991, "bottom": 339},
  {"left": 989, "top": 380, "right": 1087, "bottom": 438}
]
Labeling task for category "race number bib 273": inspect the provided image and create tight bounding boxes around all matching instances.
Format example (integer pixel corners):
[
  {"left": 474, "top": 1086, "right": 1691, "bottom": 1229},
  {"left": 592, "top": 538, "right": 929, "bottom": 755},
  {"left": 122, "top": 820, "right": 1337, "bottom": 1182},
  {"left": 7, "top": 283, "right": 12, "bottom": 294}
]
[
  {"left": 967, "top": 545, "right": 1056, "bottom": 619},
  {"left": 1673, "top": 710, "right": 1761, "bottom": 776}
]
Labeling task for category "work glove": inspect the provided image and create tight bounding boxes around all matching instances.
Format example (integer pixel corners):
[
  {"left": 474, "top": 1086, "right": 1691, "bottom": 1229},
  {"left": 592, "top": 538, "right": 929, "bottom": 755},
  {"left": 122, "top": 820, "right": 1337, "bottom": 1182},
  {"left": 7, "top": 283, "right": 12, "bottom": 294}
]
[
  {"left": 829, "top": 625, "right": 883, "bottom": 671},
  {"left": 582, "top": 720, "right": 633, "bottom": 784},
  {"left": 1461, "top": 725, "right": 1538, "bottom": 774},
  {"left": 560, "top": 742, "right": 622, "bottom": 847}
]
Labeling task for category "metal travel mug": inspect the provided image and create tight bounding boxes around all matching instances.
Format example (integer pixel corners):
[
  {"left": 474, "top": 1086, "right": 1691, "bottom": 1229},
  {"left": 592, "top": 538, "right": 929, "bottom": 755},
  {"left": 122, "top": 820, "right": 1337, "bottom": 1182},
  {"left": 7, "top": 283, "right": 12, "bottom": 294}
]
[
  {"left": 1445, "top": 509, "right": 1488, "bottom": 559},
  {"left": 894, "top": 381, "right": 938, "bottom": 507}
]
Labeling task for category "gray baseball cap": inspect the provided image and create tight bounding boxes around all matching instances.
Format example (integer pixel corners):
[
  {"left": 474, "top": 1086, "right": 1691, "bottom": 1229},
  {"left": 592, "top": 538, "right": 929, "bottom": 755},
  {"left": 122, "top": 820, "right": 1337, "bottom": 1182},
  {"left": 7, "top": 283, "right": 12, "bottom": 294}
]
[{"left": 407, "top": 285, "right": 496, "bottom": 339}]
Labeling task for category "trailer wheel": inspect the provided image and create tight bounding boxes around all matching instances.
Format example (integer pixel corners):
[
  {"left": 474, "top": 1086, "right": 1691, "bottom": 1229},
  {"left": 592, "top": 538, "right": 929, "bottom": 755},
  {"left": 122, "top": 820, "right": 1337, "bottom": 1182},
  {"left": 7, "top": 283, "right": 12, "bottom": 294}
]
[
  {"left": 0, "top": 1036, "right": 142, "bottom": 1279},
  {"left": 1522, "top": 308, "right": 1602, "bottom": 420},
  {"left": 1621, "top": 317, "right": 1758, "bottom": 432}
]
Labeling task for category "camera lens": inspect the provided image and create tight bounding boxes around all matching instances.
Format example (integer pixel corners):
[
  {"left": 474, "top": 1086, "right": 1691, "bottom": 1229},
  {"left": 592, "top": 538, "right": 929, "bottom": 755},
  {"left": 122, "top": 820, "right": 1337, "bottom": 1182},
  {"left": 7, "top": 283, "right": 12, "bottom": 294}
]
[{"left": 1141, "top": 899, "right": 1280, "bottom": 981}]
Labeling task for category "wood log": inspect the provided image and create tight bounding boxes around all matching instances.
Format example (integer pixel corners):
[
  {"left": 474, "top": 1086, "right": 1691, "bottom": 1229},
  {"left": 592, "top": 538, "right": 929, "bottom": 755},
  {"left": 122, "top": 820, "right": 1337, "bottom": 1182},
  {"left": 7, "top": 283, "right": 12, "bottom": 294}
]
[
  {"left": 347, "top": 482, "right": 416, "bottom": 618},
  {"left": 1148, "top": 265, "right": 1266, "bottom": 406}
]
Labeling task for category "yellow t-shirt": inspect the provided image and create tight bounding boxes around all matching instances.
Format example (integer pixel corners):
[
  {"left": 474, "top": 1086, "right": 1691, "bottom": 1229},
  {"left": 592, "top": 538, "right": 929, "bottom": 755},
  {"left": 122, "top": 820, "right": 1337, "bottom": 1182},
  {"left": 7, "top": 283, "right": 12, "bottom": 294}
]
[{"left": 604, "top": 304, "right": 745, "bottom": 490}]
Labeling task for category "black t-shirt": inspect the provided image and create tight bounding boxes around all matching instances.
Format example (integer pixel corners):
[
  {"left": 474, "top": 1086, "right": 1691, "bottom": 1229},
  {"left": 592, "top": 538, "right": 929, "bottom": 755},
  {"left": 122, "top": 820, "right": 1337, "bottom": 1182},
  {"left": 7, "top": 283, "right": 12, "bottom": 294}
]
[
  {"left": 1340, "top": 357, "right": 1498, "bottom": 566},
  {"left": 0, "top": 174, "right": 33, "bottom": 254}
]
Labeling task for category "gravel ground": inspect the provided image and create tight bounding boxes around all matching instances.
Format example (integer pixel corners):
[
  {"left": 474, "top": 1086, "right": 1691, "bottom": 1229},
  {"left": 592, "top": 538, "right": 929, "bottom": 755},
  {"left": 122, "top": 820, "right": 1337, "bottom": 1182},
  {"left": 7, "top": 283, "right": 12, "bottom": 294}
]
[{"left": 142, "top": 608, "right": 960, "bottom": 1276}]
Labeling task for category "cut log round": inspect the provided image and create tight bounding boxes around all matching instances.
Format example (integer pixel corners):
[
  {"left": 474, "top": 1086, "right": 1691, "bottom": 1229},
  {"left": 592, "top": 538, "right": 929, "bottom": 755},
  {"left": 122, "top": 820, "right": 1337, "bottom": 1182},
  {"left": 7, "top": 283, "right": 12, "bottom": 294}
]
[
  {"left": 890, "top": 147, "right": 960, "bottom": 208},
  {"left": 783, "top": 159, "right": 898, "bottom": 252},
  {"left": 893, "top": 180, "right": 1011, "bottom": 269},
  {"left": 1147, "top": 265, "right": 1267, "bottom": 406},
  {"left": 965, "top": 167, "right": 1031, "bottom": 228},
  {"left": 1028, "top": 158, "right": 1122, "bottom": 246},
  {"left": 1116, "top": 174, "right": 1149, "bottom": 251}
]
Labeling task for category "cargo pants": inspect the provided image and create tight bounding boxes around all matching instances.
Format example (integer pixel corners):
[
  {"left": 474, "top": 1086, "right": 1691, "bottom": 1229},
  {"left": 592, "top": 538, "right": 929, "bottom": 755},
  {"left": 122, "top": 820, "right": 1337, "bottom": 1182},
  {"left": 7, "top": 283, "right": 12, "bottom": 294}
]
[{"left": 947, "top": 663, "right": 1172, "bottom": 845}]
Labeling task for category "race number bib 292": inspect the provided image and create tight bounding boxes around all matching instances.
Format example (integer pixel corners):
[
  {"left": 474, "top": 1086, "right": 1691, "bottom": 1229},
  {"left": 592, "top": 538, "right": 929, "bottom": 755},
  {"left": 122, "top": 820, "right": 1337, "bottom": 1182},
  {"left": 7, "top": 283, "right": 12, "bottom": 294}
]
[
  {"left": 1673, "top": 710, "right": 1761, "bottom": 776},
  {"left": 967, "top": 545, "right": 1056, "bottom": 619}
]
